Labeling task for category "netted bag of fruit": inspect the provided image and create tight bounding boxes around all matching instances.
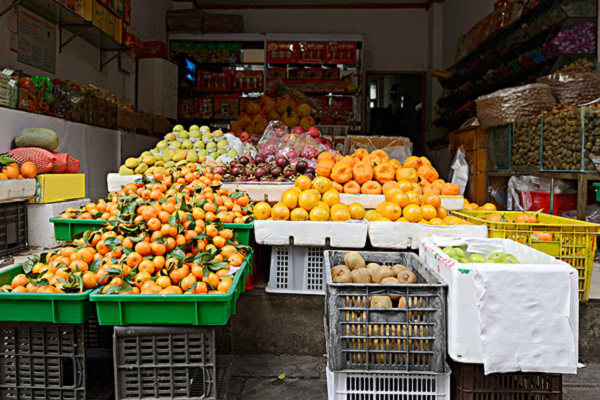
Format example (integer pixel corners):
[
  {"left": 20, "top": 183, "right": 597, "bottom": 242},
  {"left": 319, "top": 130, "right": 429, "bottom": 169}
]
[
  {"left": 65, "top": 155, "right": 81, "bottom": 173},
  {"left": 50, "top": 152, "right": 69, "bottom": 173},
  {"left": 257, "top": 120, "right": 289, "bottom": 159},
  {"left": 8, "top": 147, "right": 56, "bottom": 173},
  {"left": 294, "top": 133, "right": 328, "bottom": 161}
]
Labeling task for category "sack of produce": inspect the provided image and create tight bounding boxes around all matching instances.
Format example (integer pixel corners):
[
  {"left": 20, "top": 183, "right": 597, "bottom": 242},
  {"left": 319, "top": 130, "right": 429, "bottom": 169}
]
[
  {"left": 65, "top": 155, "right": 81, "bottom": 173},
  {"left": 9, "top": 147, "right": 56, "bottom": 173},
  {"left": 50, "top": 151, "right": 68, "bottom": 173},
  {"left": 537, "top": 71, "right": 600, "bottom": 104},
  {"left": 476, "top": 84, "right": 556, "bottom": 128}
]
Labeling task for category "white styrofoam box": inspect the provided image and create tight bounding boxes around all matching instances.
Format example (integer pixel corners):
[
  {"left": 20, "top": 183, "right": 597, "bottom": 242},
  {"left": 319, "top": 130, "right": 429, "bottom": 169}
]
[
  {"left": 254, "top": 220, "right": 368, "bottom": 247},
  {"left": 326, "top": 365, "right": 451, "bottom": 400},
  {"left": 137, "top": 58, "right": 178, "bottom": 119},
  {"left": 420, "top": 237, "right": 579, "bottom": 373},
  {"left": 369, "top": 221, "right": 487, "bottom": 250},
  {"left": 339, "top": 194, "right": 465, "bottom": 210},
  {"left": 27, "top": 198, "right": 90, "bottom": 249},
  {"left": 221, "top": 182, "right": 293, "bottom": 203},
  {"left": 266, "top": 246, "right": 327, "bottom": 295},
  {"left": 107, "top": 173, "right": 140, "bottom": 193},
  {"left": 0, "top": 179, "right": 36, "bottom": 203}
]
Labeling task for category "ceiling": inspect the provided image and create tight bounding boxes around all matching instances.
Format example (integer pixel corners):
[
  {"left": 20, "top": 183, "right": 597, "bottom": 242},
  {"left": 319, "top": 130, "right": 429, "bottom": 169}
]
[{"left": 188, "top": 0, "right": 437, "bottom": 9}]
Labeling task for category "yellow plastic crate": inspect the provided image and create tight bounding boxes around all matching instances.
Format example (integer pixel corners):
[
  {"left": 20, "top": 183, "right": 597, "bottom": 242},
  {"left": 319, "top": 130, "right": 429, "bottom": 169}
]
[{"left": 452, "top": 210, "right": 600, "bottom": 302}]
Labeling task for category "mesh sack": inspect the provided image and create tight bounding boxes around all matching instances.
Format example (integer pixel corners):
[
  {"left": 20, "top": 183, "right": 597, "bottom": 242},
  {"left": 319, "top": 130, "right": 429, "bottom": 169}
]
[
  {"left": 537, "top": 72, "right": 600, "bottom": 104},
  {"left": 65, "top": 155, "right": 81, "bottom": 173},
  {"left": 50, "top": 152, "right": 68, "bottom": 173},
  {"left": 8, "top": 147, "right": 56, "bottom": 173}
]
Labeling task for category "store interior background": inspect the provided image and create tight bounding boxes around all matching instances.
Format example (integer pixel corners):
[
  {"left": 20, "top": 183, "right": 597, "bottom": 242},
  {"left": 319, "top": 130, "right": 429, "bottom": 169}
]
[{"left": 2, "top": 0, "right": 596, "bottom": 194}]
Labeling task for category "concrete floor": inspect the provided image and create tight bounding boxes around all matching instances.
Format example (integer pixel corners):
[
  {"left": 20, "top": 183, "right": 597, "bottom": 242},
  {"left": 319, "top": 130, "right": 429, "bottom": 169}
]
[{"left": 225, "top": 355, "right": 600, "bottom": 400}]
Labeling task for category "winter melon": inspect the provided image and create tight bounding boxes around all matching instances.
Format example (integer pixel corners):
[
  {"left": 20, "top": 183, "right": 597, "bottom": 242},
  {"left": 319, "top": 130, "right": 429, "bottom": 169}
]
[{"left": 15, "top": 128, "right": 59, "bottom": 151}]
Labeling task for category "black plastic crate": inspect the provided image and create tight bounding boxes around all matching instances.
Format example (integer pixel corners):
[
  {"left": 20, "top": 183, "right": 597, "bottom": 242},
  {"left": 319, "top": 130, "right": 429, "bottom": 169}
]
[
  {"left": 450, "top": 359, "right": 562, "bottom": 400},
  {"left": 114, "top": 326, "right": 217, "bottom": 400},
  {"left": 0, "top": 202, "right": 28, "bottom": 258},
  {"left": 84, "top": 315, "right": 113, "bottom": 350},
  {"left": 0, "top": 322, "right": 86, "bottom": 400},
  {"left": 324, "top": 251, "right": 447, "bottom": 374}
]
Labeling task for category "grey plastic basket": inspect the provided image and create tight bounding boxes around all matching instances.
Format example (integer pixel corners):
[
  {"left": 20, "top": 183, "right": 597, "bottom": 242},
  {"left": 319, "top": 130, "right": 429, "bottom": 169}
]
[
  {"left": 114, "top": 326, "right": 217, "bottom": 400},
  {"left": 324, "top": 251, "right": 447, "bottom": 374},
  {"left": 0, "top": 322, "right": 86, "bottom": 400},
  {"left": 266, "top": 246, "right": 328, "bottom": 295}
]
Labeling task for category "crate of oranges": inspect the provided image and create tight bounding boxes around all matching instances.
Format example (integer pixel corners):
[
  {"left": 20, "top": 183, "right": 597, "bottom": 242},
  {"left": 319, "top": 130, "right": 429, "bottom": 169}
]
[
  {"left": 253, "top": 175, "right": 369, "bottom": 248},
  {"left": 367, "top": 185, "right": 488, "bottom": 250}
]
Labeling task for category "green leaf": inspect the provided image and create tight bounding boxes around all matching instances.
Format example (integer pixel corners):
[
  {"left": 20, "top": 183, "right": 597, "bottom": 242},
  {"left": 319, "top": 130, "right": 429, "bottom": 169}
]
[
  {"left": 169, "top": 249, "right": 186, "bottom": 261},
  {"left": 194, "top": 199, "right": 208, "bottom": 208},
  {"left": 168, "top": 216, "right": 176, "bottom": 226},
  {"left": 123, "top": 247, "right": 133, "bottom": 255},
  {"left": 22, "top": 259, "right": 35, "bottom": 274},
  {"left": 229, "top": 190, "right": 244, "bottom": 199},
  {"left": 103, "top": 285, "right": 121, "bottom": 294},
  {"left": 278, "top": 374, "right": 286, "bottom": 380},
  {"left": 90, "top": 258, "right": 102, "bottom": 273},
  {"left": 104, "top": 236, "right": 122, "bottom": 250}
]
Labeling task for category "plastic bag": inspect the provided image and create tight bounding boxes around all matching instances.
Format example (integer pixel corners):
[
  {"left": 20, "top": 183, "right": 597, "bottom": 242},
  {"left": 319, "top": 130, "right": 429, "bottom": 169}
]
[
  {"left": 476, "top": 84, "right": 556, "bottom": 128},
  {"left": 537, "top": 71, "right": 600, "bottom": 104},
  {"left": 449, "top": 147, "right": 469, "bottom": 196},
  {"left": 489, "top": 181, "right": 507, "bottom": 211},
  {"left": 506, "top": 176, "right": 576, "bottom": 211},
  {"left": 257, "top": 120, "right": 289, "bottom": 157},
  {"left": 562, "top": 205, "right": 600, "bottom": 224},
  {"left": 345, "top": 136, "right": 413, "bottom": 163}
]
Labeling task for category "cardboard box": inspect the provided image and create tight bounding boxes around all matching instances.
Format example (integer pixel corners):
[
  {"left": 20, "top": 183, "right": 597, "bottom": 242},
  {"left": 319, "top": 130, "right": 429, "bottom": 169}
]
[
  {"left": 104, "top": 9, "right": 122, "bottom": 43},
  {"left": 28, "top": 174, "right": 86, "bottom": 204},
  {"left": 62, "top": 0, "right": 93, "bottom": 21},
  {"left": 92, "top": 1, "right": 106, "bottom": 30}
]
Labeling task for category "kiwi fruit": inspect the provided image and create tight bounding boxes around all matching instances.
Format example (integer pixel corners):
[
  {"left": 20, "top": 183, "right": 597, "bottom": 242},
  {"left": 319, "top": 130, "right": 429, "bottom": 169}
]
[
  {"left": 331, "top": 265, "right": 352, "bottom": 283},
  {"left": 397, "top": 269, "right": 418, "bottom": 284},
  {"left": 369, "top": 295, "right": 392, "bottom": 308},
  {"left": 372, "top": 265, "right": 395, "bottom": 283},
  {"left": 398, "top": 296, "right": 407, "bottom": 308},
  {"left": 392, "top": 264, "right": 410, "bottom": 276},
  {"left": 381, "top": 277, "right": 400, "bottom": 300},
  {"left": 351, "top": 268, "right": 371, "bottom": 284},
  {"left": 344, "top": 252, "right": 366, "bottom": 270}
]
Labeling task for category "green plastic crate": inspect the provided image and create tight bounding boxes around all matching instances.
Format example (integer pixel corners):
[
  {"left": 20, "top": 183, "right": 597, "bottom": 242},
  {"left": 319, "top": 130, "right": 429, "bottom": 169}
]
[
  {"left": 50, "top": 217, "right": 106, "bottom": 241},
  {"left": 224, "top": 222, "right": 254, "bottom": 245},
  {"left": 90, "top": 260, "right": 250, "bottom": 326},
  {"left": 0, "top": 265, "right": 94, "bottom": 323},
  {"left": 593, "top": 183, "right": 600, "bottom": 202}
]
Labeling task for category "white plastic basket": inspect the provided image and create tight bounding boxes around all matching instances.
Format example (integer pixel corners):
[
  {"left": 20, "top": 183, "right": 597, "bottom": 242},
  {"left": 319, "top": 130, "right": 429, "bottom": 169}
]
[
  {"left": 326, "top": 365, "right": 451, "bottom": 400},
  {"left": 266, "top": 246, "right": 327, "bottom": 295}
]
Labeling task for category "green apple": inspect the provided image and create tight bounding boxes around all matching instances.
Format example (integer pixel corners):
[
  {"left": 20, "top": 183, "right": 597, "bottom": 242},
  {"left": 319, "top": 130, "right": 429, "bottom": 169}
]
[
  {"left": 173, "top": 124, "right": 184, "bottom": 132},
  {"left": 198, "top": 149, "right": 209, "bottom": 156},
  {"left": 202, "top": 132, "right": 213, "bottom": 141},
  {"left": 468, "top": 254, "right": 487, "bottom": 263},
  {"left": 216, "top": 148, "right": 227, "bottom": 156},
  {"left": 189, "top": 125, "right": 199, "bottom": 131},
  {"left": 454, "top": 247, "right": 467, "bottom": 259},
  {"left": 200, "top": 125, "right": 210, "bottom": 132},
  {"left": 177, "top": 130, "right": 189, "bottom": 140},
  {"left": 487, "top": 252, "right": 506, "bottom": 263},
  {"left": 206, "top": 142, "right": 217, "bottom": 152},
  {"left": 443, "top": 247, "right": 459, "bottom": 259},
  {"left": 456, "top": 257, "right": 468, "bottom": 264},
  {"left": 504, "top": 254, "right": 520, "bottom": 264},
  {"left": 157, "top": 140, "right": 169, "bottom": 149},
  {"left": 227, "top": 149, "right": 238, "bottom": 158},
  {"left": 190, "top": 130, "right": 201, "bottom": 139},
  {"left": 182, "top": 140, "right": 193, "bottom": 150},
  {"left": 171, "top": 141, "right": 182, "bottom": 149},
  {"left": 217, "top": 139, "right": 229, "bottom": 149},
  {"left": 193, "top": 141, "right": 205, "bottom": 150}
]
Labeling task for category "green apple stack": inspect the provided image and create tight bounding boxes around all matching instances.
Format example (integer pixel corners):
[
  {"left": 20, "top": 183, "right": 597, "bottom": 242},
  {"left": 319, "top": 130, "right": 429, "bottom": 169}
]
[{"left": 442, "top": 247, "right": 520, "bottom": 264}]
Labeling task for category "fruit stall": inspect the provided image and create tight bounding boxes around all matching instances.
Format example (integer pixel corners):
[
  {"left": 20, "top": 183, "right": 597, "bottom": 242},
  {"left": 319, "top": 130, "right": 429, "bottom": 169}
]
[{"left": 0, "top": 0, "right": 599, "bottom": 397}]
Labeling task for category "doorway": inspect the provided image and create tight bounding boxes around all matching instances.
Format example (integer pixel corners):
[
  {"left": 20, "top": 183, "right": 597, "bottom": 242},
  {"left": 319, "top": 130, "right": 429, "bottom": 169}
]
[{"left": 364, "top": 72, "right": 426, "bottom": 155}]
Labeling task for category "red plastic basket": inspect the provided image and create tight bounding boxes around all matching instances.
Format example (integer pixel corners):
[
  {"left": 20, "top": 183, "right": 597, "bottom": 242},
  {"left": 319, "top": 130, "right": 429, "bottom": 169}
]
[{"left": 518, "top": 191, "right": 578, "bottom": 215}]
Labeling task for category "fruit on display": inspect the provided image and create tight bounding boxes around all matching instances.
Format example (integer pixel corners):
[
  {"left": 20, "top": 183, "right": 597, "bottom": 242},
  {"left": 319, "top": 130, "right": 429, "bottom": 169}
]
[
  {"left": 14, "top": 128, "right": 60, "bottom": 151},
  {"left": 0, "top": 155, "right": 38, "bottom": 180},
  {"left": 118, "top": 124, "right": 256, "bottom": 175},
  {"left": 317, "top": 151, "right": 460, "bottom": 196},
  {"left": 253, "top": 175, "right": 366, "bottom": 222},
  {"left": 442, "top": 246, "right": 521, "bottom": 264},
  {"left": 231, "top": 94, "right": 317, "bottom": 135},
  {"left": 220, "top": 153, "right": 310, "bottom": 182}
]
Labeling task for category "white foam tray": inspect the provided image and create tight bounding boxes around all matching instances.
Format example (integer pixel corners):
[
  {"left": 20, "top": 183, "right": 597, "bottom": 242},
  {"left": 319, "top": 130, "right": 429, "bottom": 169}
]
[
  {"left": 420, "top": 238, "right": 579, "bottom": 372},
  {"left": 254, "top": 220, "right": 368, "bottom": 247},
  {"left": 107, "top": 173, "right": 140, "bottom": 193},
  {"left": 368, "top": 221, "right": 487, "bottom": 249},
  {"left": 221, "top": 182, "right": 293, "bottom": 202},
  {"left": 340, "top": 193, "right": 464, "bottom": 210},
  {"left": 28, "top": 198, "right": 90, "bottom": 249},
  {"left": 0, "top": 179, "right": 36, "bottom": 203}
]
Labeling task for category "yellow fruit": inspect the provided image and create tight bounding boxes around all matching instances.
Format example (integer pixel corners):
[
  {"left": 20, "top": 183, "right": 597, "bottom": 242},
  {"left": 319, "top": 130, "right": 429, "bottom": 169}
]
[
  {"left": 365, "top": 210, "right": 380, "bottom": 221},
  {"left": 331, "top": 206, "right": 351, "bottom": 222},
  {"left": 291, "top": 208, "right": 309, "bottom": 221},
  {"left": 295, "top": 175, "right": 312, "bottom": 191},
  {"left": 373, "top": 216, "right": 392, "bottom": 222},
  {"left": 421, "top": 205, "right": 438, "bottom": 221},
  {"left": 403, "top": 204, "right": 422, "bottom": 223},
  {"left": 309, "top": 206, "right": 329, "bottom": 221},
  {"left": 396, "top": 217, "right": 410, "bottom": 223},
  {"left": 384, "top": 187, "right": 402, "bottom": 202},
  {"left": 313, "top": 177, "right": 333, "bottom": 194},
  {"left": 316, "top": 202, "right": 330, "bottom": 211},
  {"left": 298, "top": 191, "right": 319, "bottom": 211},
  {"left": 271, "top": 203, "right": 290, "bottom": 220},
  {"left": 406, "top": 191, "right": 420, "bottom": 205},
  {"left": 322, "top": 189, "right": 340, "bottom": 207},
  {"left": 348, "top": 203, "right": 366, "bottom": 220},
  {"left": 281, "top": 191, "right": 298, "bottom": 209}
]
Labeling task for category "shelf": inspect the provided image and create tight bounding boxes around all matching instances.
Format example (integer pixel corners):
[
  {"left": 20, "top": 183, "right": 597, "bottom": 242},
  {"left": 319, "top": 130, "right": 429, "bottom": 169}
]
[
  {"left": 488, "top": 171, "right": 600, "bottom": 180},
  {"left": 5, "top": 0, "right": 127, "bottom": 52}
]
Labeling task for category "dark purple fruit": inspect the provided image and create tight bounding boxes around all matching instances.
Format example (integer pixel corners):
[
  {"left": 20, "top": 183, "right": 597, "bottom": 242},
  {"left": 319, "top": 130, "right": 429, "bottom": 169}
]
[
  {"left": 283, "top": 165, "right": 296, "bottom": 178},
  {"left": 239, "top": 156, "right": 250, "bottom": 165},
  {"left": 213, "top": 166, "right": 225, "bottom": 175},
  {"left": 296, "top": 159, "right": 308, "bottom": 172},
  {"left": 254, "top": 155, "right": 265, "bottom": 164},
  {"left": 305, "top": 167, "right": 316, "bottom": 175},
  {"left": 303, "top": 172, "right": 314, "bottom": 180},
  {"left": 244, "top": 167, "right": 254, "bottom": 176},
  {"left": 255, "top": 166, "right": 269, "bottom": 179},
  {"left": 231, "top": 166, "right": 241, "bottom": 176},
  {"left": 275, "top": 157, "right": 289, "bottom": 169},
  {"left": 271, "top": 166, "right": 282, "bottom": 177}
]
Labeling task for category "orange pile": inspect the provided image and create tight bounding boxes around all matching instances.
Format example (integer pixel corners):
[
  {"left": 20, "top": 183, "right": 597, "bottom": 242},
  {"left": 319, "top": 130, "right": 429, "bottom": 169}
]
[
  {"left": 316, "top": 151, "right": 461, "bottom": 196},
  {"left": 0, "top": 156, "right": 37, "bottom": 180}
]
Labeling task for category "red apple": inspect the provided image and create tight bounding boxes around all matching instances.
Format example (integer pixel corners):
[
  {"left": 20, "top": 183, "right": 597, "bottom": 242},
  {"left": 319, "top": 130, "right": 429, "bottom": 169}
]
[
  {"left": 239, "top": 131, "right": 250, "bottom": 141},
  {"left": 307, "top": 126, "right": 320, "bottom": 138},
  {"left": 292, "top": 126, "right": 305, "bottom": 135}
]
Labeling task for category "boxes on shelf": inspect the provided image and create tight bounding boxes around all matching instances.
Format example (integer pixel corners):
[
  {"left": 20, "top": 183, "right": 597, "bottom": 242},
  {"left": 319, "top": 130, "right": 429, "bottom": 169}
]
[
  {"left": 214, "top": 94, "right": 239, "bottom": 120},
  {"left": 103, "top": 8, "right": 123, "bottom": 43},
  {"left": 450, "top": 360, "right": 562, "bottom": 400},
  {"left": 137, "top": 41, "right": 168, "bottom": 59},
  {"left": 266, "top": 41, "right": 298, "bottom": 63},
  {"left": 0, "top": 202, "right": 28, "bottom": 259},
  {"left": 232, "top": 70, "right": 264, "bottom": 92},
  {"left": 28, "top": 174, "right": 85, "bottom": 204},
  {"left": 326, "top": 366, "right": 451, "bottom": 400},
  {"left": 324, "top": 250, "right": 447, "bottom": 373},
  {"left": 27, "top": 198, "right": 90, "bottom": 249},
  {"left": 63, "top": 0, "right": 93, "bottom": 21},
  {"left": 92, "top": 0, "right": 106, "bottom": 31},
  {"left": 420, "top": 237, "right": 578, "bottom": 369},
  {"left": 298, "top": 42, "right": 326, "bottom": 63},
  {"left": 241, "top": 49, "right": 265, "bottom": 64},
  {"left": 199, "top": 70, "right": 232, "bottom": 92},
  {"left": 326, "top": 42, "right": 358, "bottom": 64},
  {"left": 452, "top": 210, "right": 600, "bottom": 301}
]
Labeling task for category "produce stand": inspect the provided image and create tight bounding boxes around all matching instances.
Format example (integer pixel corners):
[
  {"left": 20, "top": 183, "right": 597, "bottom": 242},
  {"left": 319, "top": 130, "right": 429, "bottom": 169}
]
[{"left": 339, "top": 193, "right": 466, "bottom": 211}]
